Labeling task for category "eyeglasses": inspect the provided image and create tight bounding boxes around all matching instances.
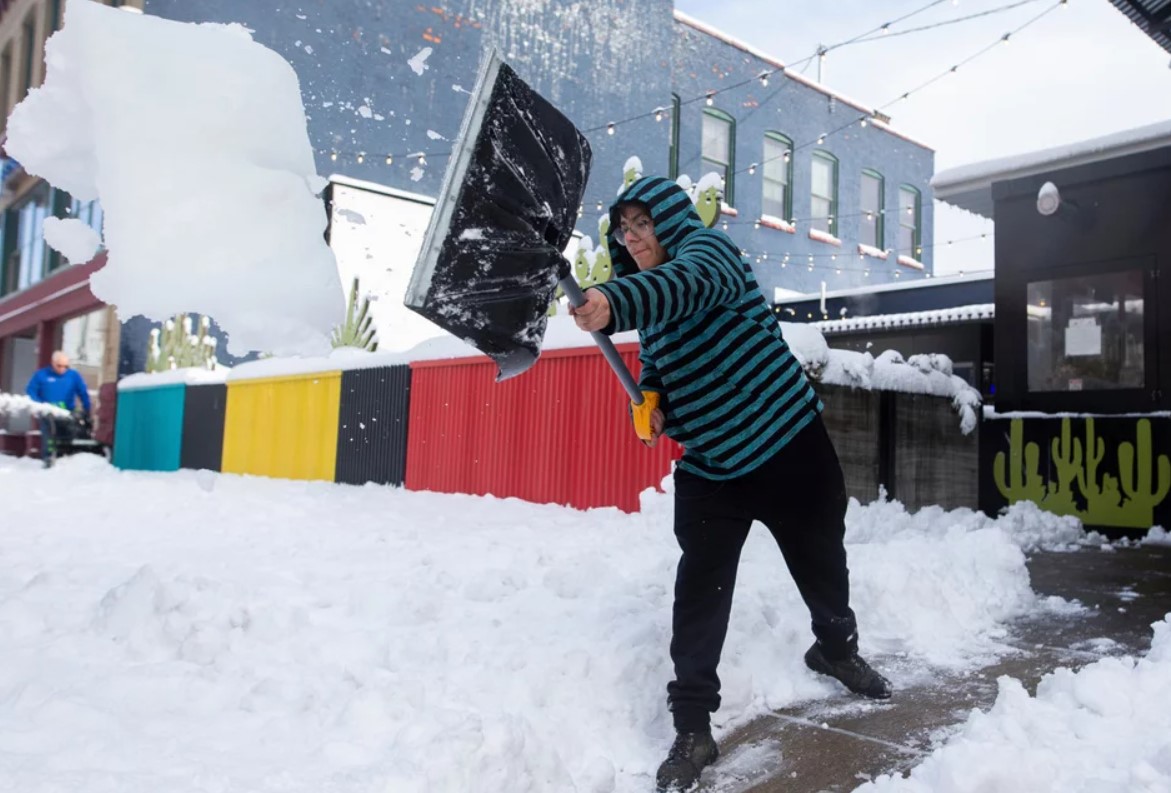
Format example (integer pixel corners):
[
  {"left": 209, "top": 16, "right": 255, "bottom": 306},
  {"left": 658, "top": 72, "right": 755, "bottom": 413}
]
[{"left": 614, "top": 216, "right": 654, "bottom": 248}]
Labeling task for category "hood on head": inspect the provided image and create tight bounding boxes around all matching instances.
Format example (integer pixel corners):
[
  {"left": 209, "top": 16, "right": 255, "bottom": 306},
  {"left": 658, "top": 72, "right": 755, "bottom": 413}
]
[{"left": 606, "top": 176, "right": 706, "bottom": 278}]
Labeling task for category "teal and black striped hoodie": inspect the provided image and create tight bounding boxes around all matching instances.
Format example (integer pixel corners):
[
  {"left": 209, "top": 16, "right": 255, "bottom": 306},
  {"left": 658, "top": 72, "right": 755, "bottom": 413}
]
[{"left": 592, "top": 176, "right": 822, "bottom": 480}]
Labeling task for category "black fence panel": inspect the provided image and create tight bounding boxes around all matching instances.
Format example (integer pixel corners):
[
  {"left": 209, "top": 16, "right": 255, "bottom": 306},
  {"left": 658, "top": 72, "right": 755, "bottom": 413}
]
[
  {"left": 335, "top": 365, "right": 411, "bottom": 486},
  {"left": 894, "top": 392, "right": 979, "bottom": 511},
  {"left": 817, "top": 384, "right": 882, "bottom": 505},
  {"left": 180, "top": 383, "right": 227, "bottom": 472}
]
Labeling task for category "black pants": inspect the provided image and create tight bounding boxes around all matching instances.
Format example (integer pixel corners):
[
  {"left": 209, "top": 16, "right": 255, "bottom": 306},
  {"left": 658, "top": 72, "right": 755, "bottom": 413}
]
[{"left": 667, "top": 415, "right": 857, "bottom": 732}]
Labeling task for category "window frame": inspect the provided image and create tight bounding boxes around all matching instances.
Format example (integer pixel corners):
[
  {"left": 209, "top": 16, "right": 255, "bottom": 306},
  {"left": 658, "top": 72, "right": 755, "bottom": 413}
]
[
  {"left": 898, "top": 185, "right": 922, "bottom": 258},
  {"left": 701, "top": 107, "right": 735, "bottom": 206},
  {"left": 762, "top": 131, "right": 793, "bottom": 222},
  {"left": 860, "top": 169, "right": 885, "bottom": 250},
  {"left": 20, "top": 14, "right": 35, "bottom": 95},
  {"left": 810, "top": 150, "right": 839, "bottom": 236},
  {"left": 668, "top": 93, "right": 681, "bottom": 180}
]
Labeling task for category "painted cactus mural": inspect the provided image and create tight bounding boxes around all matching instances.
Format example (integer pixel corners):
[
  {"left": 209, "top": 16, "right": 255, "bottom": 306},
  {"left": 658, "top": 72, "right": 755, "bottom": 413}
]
[{"left": 993, "top": 417, "right": 1170, "bottom": 529}]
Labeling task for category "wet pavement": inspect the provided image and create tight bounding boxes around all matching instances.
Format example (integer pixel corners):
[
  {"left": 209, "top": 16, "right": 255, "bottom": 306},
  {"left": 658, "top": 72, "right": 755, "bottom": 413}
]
[{"left": 699, "top": 543, "right": 1171, "bottom": 793}]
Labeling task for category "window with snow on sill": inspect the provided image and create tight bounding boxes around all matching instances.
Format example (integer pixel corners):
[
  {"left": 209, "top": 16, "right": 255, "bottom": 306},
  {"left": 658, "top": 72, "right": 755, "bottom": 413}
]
[
  {"left": 897, "top": 254, "right": 925, "bottom": 269},
  {"left": 858, "top": 243, "right": 888, "bottom": 260},
  {"left": 808, "top": 227, "right": 841, "bottom": 246},
  {"left": 760, "top": 214, "right": 796, "bottom": 234}
]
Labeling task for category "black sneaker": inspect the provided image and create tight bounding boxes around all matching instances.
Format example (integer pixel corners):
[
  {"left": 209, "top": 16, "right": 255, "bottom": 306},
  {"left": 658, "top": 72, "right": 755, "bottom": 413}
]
[
  {"left": 804, "top": 642, "right": 892, "bottom": 700},
  {"left": 655, "top": 730, "right": 719, "bottom": 791}
]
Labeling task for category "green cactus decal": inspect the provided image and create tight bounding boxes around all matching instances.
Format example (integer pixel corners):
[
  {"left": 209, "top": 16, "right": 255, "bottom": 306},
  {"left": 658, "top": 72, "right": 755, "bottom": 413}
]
[
  {"left": 331, "top": 276, "right": 379, "bottom": 352},
  {"left": 993, "top": 417, "right": 1170, "bottom": 530},
  {"left": 1117, "top": 419, "right": 1171, "bottom": 528},
  {"left": 993, "top": 420, "right": 1046, "bottom": 505},
  {"left": 146, "top": 313, "right": 219, "bottom": 372}
]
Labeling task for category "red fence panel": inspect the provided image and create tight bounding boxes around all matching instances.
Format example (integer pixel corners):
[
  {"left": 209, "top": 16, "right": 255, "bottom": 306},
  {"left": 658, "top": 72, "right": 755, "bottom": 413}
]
[{"left": 406, "top": 343, "right": 681, "bottom": 512}]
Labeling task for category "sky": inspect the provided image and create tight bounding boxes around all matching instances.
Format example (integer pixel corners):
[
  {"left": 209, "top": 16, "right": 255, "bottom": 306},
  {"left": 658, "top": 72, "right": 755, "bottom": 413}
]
[
  {"left": 673, "top": 0, "right": 1171, "bottom": 277},
  {"left": 5, "top": 452, "right": 1171, "bottom": 792}
]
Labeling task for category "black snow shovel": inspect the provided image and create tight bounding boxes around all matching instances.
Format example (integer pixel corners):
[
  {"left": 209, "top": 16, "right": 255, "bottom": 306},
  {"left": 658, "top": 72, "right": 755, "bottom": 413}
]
[{"left": 405, "top": 49, "right": 644, "bottom": 408}]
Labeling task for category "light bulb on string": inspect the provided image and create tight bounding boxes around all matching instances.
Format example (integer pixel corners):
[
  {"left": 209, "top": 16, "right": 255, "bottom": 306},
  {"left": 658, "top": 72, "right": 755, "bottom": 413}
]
[
  {"left": 783, "top": 150, "right": 791, "bottom": 163},
  {"left": 357, "top": 152, "right": 365, "bottom": 164},
  {"left": 330, "top": 151, "right": 338, "bottom": 162},
  {"left": 754, "top": 220, "right": 760, "bottom": 230},
  {"left": 596, "top": 201, "right": 603, "bottom": 212},
  {"left": 705, "top": 91, "right": 715, "bottom": 106},
  {"left": 655, "top": 108, "right": 664, "bottom": 122},
  {"left": 417, "top": 153, "right": 427, "bottom": 166},
  {"left": 607, "top": 122, "right": 615, "bottom": 135},
  {"left": 1001, "top": 33, "right": 1011, "bottom": 45},
  {"left": 817, "top": 134, "right": 826, "bottom": 145},
  {"left": 748, "top": 163, "right": 757, "bottom": 175},
  {"left": 723, "top": 221, "right": 729, "bottom": 231},
  {"left": 759, "top": 71, "right": 769, "bottom": 87},
  {"left": 881, "top": 23, "right": 890, "bottom": 35},
  {"left": 385, "top": 155, "right": 393, "bottom": 165},
  {"left": 860, "top": 117, "right": 868, "bottom": 128}
]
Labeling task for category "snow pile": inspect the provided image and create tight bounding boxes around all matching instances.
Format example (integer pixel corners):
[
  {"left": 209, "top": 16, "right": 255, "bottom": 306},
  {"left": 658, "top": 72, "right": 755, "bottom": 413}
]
[
  {"left": 5, "top": 0, "right": 342, "bottom": 357},
  {"left": 117, "top": 368, "right": 230, "bottom": 391},
  {"left": 0, "top": 392, "right": 72, "bottom": 419},
  {"left": 42, "top": 216, "right": 101, "bottom": 264},
  {"left": 859, "top": 615, "right": 1171, "bottom": 793},
  {"left": 782, "top": 324, "right": 982, "bottom": 434},
  {"left": 0, "top": 455, "right": 1099, "bottom": 792}
]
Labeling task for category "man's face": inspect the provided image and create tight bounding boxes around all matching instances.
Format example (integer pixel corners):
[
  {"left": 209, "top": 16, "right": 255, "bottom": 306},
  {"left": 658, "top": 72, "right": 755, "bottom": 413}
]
[
  {"left": 52, "top": 357, "right": 68, "bottom": 374},
  {"left": 618, "top": 205, "right": 667, "bottom": 271}
]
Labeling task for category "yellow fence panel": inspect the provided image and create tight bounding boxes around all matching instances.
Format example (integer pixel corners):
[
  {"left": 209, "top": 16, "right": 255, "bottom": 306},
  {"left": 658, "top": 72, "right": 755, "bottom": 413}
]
[{"left": 221, "top": 372, "right": 342, "bottom": 481}]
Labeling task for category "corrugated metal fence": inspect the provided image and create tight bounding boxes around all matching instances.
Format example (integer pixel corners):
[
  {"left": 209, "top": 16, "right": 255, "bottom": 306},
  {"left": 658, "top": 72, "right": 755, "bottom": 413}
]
[{"left": 406, "top": 344, "right": 682, "bottom": 513}]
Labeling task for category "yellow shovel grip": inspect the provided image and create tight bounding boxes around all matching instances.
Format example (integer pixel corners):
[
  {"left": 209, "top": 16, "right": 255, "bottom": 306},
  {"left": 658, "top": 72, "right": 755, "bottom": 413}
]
[{"left": 631, "top": 391, "right": 661, "bottom": 442}]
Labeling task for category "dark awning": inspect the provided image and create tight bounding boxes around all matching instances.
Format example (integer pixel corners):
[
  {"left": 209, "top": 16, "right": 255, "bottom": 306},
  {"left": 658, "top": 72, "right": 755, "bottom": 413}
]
[{"left": 1110, "top": 0, "right": 1171, "bottom": 53}]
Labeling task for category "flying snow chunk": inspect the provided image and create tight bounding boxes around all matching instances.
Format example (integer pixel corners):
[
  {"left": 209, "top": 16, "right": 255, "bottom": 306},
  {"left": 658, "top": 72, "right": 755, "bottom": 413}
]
[
  {"left": 43, "top": 217, "right": 101, "bottom": 264},
  {"left": 5, "top": 0, "right": 342, "bottom": 357},
  {"left": 408, "top": 47, "right": 432, "bottom": 76}
]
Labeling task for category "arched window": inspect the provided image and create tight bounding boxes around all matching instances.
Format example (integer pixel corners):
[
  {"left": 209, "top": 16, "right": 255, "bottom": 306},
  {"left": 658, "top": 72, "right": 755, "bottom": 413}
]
[
  {"left": 810, "top": 150, "right": 838, "bottom": 235},
  {"left": 762, "top": 132, "right": 793, "bottom": 221},
  {"left": 860, "top": 169, "right": 884, "bottom": 249},
  {"left": 701, "top": 107, "right": 735, "bottom": 205}
]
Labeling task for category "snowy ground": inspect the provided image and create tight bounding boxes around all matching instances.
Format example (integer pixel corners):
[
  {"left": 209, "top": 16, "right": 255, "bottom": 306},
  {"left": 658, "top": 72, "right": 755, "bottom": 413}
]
[{"left": 2, "top": 453, "right": 1169, "bottom": 792}]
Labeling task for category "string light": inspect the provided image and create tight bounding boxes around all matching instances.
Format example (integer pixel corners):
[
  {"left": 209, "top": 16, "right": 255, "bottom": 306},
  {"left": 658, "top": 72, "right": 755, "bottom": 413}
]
[
  {"left": 607, "top": 122, "right": 615, "bottom": 135},
  {"left": 417, "top": 153, "right": 427, "bottom": 166},
  {"left": 705, "top": 91, "right": 715, "bottom": 106},
  {"left": 385, "top": 155, "right": 393, "bottom": 165},
  {"left": 654, "top": 108, "right": 664, "bottom": 122},
  {"left": 330, "top": 151, "right": 338, "bottom": 162},
  {"left": 748, "top": 163, "right": 757, "bottom": 175},
  {"left": 356, "top": 152, "right": 365, "bottom": 164},
  {"left": 759, "top": 70, "right": 770, "bottom": 87}
]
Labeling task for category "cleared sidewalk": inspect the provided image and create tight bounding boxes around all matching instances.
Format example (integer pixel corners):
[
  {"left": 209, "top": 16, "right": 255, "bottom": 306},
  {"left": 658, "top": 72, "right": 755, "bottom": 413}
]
[{"left": 702, "top": 542, "right": 1171, "bottom": 792}]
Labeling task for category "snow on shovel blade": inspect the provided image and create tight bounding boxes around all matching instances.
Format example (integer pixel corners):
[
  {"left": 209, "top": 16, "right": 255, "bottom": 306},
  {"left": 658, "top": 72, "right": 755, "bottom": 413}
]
[{"left": 405, "top": 49, "right": 592, "bottom": 381}]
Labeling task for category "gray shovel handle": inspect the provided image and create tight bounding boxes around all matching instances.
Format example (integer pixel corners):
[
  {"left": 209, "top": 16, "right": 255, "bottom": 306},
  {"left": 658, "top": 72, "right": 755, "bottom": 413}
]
[{"left": 560, "top": 276, "right": 643, "bottom": 404}]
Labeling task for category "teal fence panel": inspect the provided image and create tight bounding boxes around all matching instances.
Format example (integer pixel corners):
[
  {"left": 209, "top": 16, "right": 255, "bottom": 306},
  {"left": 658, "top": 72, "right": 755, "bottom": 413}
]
[{"left": 112, "top": 384, "right": 186, "bottom": 471}]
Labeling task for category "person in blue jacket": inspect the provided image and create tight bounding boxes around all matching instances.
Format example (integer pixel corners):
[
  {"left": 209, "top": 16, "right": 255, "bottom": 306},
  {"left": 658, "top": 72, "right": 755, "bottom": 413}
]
[
  {"left": 570, "top": 177, "right": 890, "bottom": 792},
  {"left": 26, "top": 350, "right": 91, "bottom": 467}
]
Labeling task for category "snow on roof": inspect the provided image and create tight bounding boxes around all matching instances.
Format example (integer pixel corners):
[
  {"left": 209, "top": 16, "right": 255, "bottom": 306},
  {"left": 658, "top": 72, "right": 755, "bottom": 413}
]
[
  {"left": 933, "top": 119, "right": 1171, "bottom": 219},
  {"left": 773, "top": 271, "right": 994, "bottom": 304},
  {"left": 327, "top": 173, "right": 436, "bottom": 206},
  {"left": 672, "top": 10, "right": 933, "bottom": 152},
  {"left": 811, "top": 303, "right": 994, "bottom": 334}
]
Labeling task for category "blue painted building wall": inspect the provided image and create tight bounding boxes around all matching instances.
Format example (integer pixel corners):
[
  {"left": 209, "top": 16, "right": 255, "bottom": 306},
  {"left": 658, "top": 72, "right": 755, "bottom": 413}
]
[{"left": 141, "top": 0, "right": 933, "bottom": 307}]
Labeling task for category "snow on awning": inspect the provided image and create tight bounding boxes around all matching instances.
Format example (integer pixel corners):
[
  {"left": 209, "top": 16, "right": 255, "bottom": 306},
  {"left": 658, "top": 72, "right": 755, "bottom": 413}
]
[
  {"left": 932, "top": 119, "right": 1171, "bottom": 219},
  {"left": 811, "top": 303, "right": 994, "bottom": 335}
]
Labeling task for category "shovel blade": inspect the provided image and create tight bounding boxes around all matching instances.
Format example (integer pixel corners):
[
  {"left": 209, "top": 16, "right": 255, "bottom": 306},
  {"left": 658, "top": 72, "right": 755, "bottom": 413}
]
[{"left": 406, "top": 50, "right": 592, "bottom": 381}]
